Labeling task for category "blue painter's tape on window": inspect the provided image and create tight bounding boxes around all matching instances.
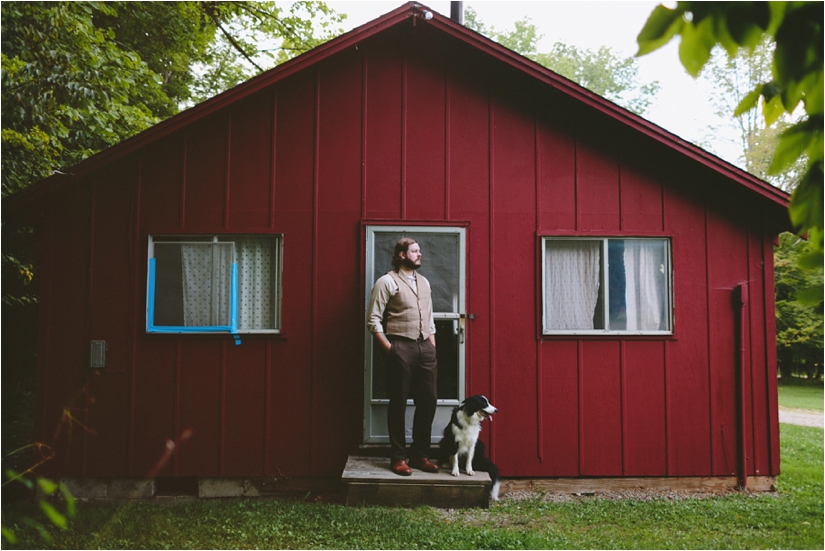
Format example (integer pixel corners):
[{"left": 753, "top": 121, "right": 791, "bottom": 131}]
[
  {"left": 147, "top": 257, "right": 157, "bottom": 329},
  {"left": 230, "top": 263, "right": 239, "bottom": 333},
  {"left": 146, "top": 257, "right": 239, "bottom": 340},
  {"left": 231, "top": 263, "right": 241, "bottom": 345}
]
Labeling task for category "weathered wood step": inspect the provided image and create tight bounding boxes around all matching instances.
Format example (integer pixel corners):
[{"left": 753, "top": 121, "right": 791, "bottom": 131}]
[{"left": 342, "top": 455, "right": 490, "bottom": 508}]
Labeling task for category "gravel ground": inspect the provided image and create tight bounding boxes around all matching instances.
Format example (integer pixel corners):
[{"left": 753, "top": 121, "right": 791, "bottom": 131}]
[
  {"left": 485, "top": 408, "right": 821, "bottom": 504},
  {"left": 779, "top": 407, "right": 824, "bottom": 428},
  {"left": 439, "top": 487, "right": 779, "bottom": 524},
  {"left": 497, "top": 487, "right": 753, "bottom": 503},
  {"left": 492, "top": 482, "right": 785, "bottom": 506}
]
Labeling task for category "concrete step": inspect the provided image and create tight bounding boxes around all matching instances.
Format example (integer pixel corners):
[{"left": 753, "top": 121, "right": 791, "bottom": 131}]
[{"left": 342, "top": 455, "right": 491, "bottom": 508}]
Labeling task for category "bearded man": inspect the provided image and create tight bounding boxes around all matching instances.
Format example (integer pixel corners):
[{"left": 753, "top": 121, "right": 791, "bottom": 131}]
[{"left": 367, "top": 238, "right": 439, "bottom": 476}]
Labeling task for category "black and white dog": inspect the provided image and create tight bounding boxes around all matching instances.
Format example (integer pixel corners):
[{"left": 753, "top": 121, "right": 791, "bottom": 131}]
[{"left": 438, "top": 395, "right": 500, "bottom": 501}]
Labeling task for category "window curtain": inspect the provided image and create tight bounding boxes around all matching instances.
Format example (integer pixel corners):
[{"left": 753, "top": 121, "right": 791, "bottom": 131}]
[
  {"left": 544, "top": 241, "right": 601, "bottom": 330},
  {"left": 623, "top": 240, "right": 665, "bottom": 331},
  {"left": 181, "top": 243, "right": 233, "bottom": 326},
  {"left": 179, "top": 238, "right": 277, "bottom": 331},
  {"left": 234, "top": 236, "right": 275, "bottom": 330}
]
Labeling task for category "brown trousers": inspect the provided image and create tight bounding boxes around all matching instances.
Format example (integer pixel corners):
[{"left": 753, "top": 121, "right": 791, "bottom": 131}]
[{"left": 385, "top": 335, "right": 438, "bottom": 462}]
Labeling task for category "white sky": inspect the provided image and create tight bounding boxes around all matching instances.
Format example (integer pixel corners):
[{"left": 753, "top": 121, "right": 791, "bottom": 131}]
[{"left": 324, "top": 0, "right": 743, "bottom": 166}]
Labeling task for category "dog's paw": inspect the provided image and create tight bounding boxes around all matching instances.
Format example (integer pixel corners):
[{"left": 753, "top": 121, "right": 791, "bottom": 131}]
[
  {"left": 451, "top": 469, "right": 460, "bottom": 477},
  {"left": 466, "top": 468, "right": 475, "bottom": 476}
]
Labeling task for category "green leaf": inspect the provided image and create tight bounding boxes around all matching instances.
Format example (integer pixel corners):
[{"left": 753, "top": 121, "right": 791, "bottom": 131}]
[
  {"left": 59, "top": 483, "right": 76, "bottom": 517},
  {"left": 2, "top": 526, "right": 18, "bottom": 544},
  {"left": 714, "top": 24, "right": 740, "bottom": 58},
  {"left": 803, "top": 72, "right": 824, "bottom": 117},
  {"left": 789, "top": 163, "right": 825, "bottom": 238},
  {"left": 678, "top": 17, "right": 717, "bottom": 77},
  {"left": 735, "top": 86, "right": 763, "bottom": 116},
  {"left": 766, "top": 2, "right": 788, "bottom": 36},
  {"left": 636, "top": 5, "right": 684, "bottom": 56},
  {"left": 39, "top": 500, "right": 68, "bottom": 530},
  {"left": 762, "top": 93, "right": 786, "bottom": 127},
  {"left": 37, "top": 477, "right": 58, "bottom": 495},
  {"left": 796, "top": 284, "right": 824, "bottom": 306},
  {"left": 798, "top": 250, "right": 824, "bottom": 271},
  {"left": 781, "top": 79, "right": 805, "bottom": 113},
  {"left": 5, "top": 469, "right": 33, "bottom": 489},
  {"left": 769, "top": 123, "right": 814, "bottom": 175},
  {"left": 725, "top": 2, "right": 771, "bottom": 48}
]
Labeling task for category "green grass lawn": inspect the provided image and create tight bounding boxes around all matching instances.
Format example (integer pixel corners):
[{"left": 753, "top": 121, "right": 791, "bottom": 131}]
[
  {"left": 778, "top": 380, "right": 824, "bottom": 411},
  {"left": 3, "top": 424, "right": 822, "bottom": 550}
]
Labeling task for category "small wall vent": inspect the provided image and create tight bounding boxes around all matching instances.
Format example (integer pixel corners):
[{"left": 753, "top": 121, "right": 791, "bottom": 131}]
[{"left": 90, "top": 340, "right": 107, "bottom": 369}]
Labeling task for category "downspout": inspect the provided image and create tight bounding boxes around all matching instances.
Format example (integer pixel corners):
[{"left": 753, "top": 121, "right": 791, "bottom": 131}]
[{"left": 737, "top": 284, "right": 749, "bottom": 489}]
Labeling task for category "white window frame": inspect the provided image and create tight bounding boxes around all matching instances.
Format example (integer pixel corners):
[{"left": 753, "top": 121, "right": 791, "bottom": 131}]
[
  {"left": 541, "top": 236, "right": 673, "bottom": 336},
  {"left": 146, "top": 234, "right": 283, "bottom": 341}
]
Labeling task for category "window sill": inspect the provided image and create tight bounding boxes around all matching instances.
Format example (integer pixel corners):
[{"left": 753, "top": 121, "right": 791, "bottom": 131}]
[
  {"left": 541, "top": 332, "right": 677, "bottom": 341},
  {"left": 144, "top": 331, "right": 283, "bottom": 338}
]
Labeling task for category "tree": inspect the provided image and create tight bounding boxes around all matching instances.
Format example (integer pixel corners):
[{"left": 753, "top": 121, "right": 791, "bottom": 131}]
[
  {"left": 187, "top": 1, "right": 345, "bottom": 106},
  {"left": 1, "top": 2, "right": 162, "bottom": 197},
  {"left": 464, "top": 7, "right": 660, "bottom": 116},
  {"left": 701, "top": 36, "right": 806, "bottom": 191},
  {"left": 636, "top": 2, "right": 823, "bottom": 303},
  {"left": 1, "top": 1, "right": 344, "bottom": 198},
  {"left": 775, "top": 233, "right": 824, "bottom": 381}
]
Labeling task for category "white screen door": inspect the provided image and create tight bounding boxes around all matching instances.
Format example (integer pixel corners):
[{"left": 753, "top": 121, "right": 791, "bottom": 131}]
[{"left": 363, "top": 226, "right": 466, "bottom": 444}]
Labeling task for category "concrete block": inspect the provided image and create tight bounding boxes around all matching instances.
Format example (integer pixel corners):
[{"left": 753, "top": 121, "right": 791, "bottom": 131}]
[
  {"left": 108, "top": 479, "right": 155, "bottom": 499},
  {"left": 198, "top": 478, "right": 245, "bottom": 498},
  {"left": 61, "top": 478, "right": 106, "bottom": 499},
  {"left": 242, "top": 479, "right": 261, "bottom": 497}
]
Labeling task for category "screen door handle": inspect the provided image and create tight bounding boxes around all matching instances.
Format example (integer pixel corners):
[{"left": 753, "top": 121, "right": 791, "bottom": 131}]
[{"left": 458, "top": 314, "right": 475, "bottom": 344}]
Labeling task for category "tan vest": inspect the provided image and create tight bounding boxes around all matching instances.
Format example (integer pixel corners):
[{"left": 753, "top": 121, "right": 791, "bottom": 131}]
[{"left": 384, "top": 270, "right": 432, "bottom": 340}]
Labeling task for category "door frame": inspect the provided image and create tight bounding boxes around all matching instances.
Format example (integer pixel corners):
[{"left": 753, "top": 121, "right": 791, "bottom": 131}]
[{"left": 362, "top": 224, "right": 467, "bottom": 444}]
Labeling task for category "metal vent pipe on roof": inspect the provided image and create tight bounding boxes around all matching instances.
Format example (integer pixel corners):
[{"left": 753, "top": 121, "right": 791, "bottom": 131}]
[{"left": 450, "top": 1, "right": 464, "bottom": 25}]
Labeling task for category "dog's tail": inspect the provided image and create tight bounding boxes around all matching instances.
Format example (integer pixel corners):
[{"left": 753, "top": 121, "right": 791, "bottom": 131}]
[
  {"left": 483, "top": 460, "right": 501, "bottom": 502},
  {"left": 471, "top": 441, "right": 501, "bottom": 502}
]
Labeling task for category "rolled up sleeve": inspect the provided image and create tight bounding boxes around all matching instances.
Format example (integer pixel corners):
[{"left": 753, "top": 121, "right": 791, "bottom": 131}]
[{"left": 367, "top": 276, "right": 395, "bottom": 334}]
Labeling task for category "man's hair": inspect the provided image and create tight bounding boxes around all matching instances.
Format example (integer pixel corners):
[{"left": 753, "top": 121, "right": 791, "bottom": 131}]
[{"left": 392, "top": 237, "right": 418, "bottom": 270}]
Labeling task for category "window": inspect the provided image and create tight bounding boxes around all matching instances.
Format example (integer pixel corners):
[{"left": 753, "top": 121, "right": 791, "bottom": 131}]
[
  {"left": 147, "top": 235, "right": 282, "bottom": 341},
  {"left": 542, "top": 237, "right": 672, "bottom": 335}
]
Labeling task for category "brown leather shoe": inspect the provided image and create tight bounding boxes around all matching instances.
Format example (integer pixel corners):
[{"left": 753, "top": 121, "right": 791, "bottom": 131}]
[
  {"left": 391, "top": 459, "right": 412, "bottom": 476},
  {"left": 409, "top": 457, "right": 439, "bottom": 473}
]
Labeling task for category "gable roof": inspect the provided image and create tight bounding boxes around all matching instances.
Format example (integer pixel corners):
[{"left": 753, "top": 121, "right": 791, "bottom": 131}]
[{"left": 3, "top": 1, "right": 790, "bottom": 219}]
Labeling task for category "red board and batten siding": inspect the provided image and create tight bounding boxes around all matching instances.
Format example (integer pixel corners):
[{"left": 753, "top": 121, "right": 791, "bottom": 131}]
[{"left": 30, "top": 15, "right": 781, "bottom": 480}]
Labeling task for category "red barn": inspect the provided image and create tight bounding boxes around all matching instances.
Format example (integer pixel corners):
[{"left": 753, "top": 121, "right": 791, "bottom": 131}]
[{"left": 4, "top": 3, "right": 790, "bottom": 495}]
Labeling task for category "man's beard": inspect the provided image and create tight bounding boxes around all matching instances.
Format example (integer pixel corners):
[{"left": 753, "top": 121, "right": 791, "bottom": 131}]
[{"left": 401, "top": 258, "right": 421, "bottom": 270}]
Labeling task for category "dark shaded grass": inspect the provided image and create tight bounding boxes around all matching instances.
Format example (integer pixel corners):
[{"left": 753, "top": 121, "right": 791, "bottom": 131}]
[
  {"left": 3, "top": 424, "right": 822, "bottom": 549},
  {"left": 778, "top": 380, "right": 824, "bottom": 411}
]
